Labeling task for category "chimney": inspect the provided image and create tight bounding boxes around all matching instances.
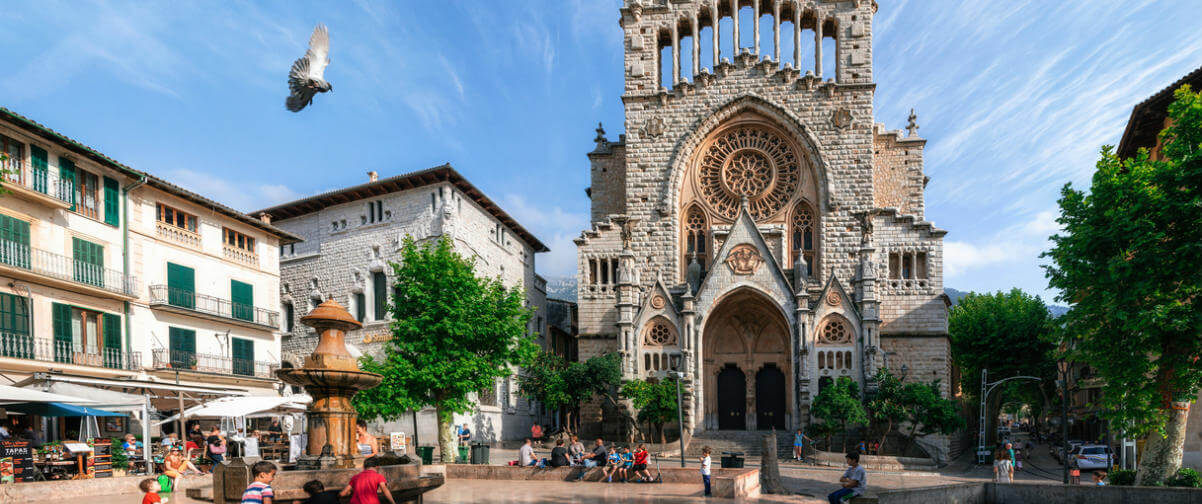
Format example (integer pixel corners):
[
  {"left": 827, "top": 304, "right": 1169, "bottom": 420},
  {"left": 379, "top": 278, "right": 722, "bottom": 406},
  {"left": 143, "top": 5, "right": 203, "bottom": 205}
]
[
  {"left": 367, "top": 171, "right": 379, "bottom": 183},
  {"left": 257, "top": 212, "right": 272, "bottom": 224}
]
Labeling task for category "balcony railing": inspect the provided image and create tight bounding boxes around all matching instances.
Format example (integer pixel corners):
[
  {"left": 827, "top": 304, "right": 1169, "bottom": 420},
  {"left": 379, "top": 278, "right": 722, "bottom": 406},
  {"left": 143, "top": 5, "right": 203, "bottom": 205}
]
[
  {"left": 148, "top": 285, "right": 279, "bottom": 328},
  {"left": 150, "top": 348, "right": 277, "bottom": 379},
  {"left": 0, "top": 238, "right": 138, "bottom": 296},
  {"left": 0, "top": 332, "right": 141, "bottom": 371},
  {"left": 223, "top": 244, "right": 258, "bottom": 266},
  {"left": 155, "top": 221, "right": 201, "bottom": 249},
  {"left": 0, "top": 158, "right": 75, "bottom": 205}
]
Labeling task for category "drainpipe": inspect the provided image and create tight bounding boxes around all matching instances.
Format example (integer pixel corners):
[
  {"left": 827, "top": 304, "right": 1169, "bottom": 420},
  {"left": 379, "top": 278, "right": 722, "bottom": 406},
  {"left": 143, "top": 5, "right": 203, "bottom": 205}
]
[{"left": 122, "top": 175, "right": 148, "bottom": 362}]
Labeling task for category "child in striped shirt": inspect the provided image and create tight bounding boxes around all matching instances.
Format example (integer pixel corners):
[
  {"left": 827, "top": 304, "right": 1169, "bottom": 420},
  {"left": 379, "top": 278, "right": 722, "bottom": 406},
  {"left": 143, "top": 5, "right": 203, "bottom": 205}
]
[{"left": 241, "top": 461, "right": 277, "bottom": 504}]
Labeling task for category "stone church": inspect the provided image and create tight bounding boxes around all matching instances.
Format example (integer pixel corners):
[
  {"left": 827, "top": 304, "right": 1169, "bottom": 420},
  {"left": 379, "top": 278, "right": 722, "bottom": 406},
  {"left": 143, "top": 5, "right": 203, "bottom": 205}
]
[{"left": 576, "top": 0, "right": 952, "bottom": 453}]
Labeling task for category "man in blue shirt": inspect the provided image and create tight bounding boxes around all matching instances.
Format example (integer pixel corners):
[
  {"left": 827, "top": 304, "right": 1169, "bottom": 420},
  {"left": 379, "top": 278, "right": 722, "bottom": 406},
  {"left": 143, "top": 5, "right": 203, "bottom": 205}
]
[{"left": 828, "top": 452, "right": 867, "bottom": 504}]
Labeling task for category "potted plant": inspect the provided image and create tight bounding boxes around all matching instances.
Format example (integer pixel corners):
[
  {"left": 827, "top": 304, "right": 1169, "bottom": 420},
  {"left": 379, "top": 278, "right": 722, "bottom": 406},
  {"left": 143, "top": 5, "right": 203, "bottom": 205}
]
[{"left": 109, "top": 437, "right": 129, "bottom": 476}]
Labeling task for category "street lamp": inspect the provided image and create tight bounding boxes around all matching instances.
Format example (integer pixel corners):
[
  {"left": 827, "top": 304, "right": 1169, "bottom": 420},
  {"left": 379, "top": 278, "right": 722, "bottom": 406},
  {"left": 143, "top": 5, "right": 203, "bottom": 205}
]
[
  {"left": 977, "top": 369, "right": 1041, "bottom": 464},
  {"left": 667, "top": 368, "right": 687, "bottom": 468},
  {"left": 1058, "top": 358, "right": 1069, "bottom": 484}
]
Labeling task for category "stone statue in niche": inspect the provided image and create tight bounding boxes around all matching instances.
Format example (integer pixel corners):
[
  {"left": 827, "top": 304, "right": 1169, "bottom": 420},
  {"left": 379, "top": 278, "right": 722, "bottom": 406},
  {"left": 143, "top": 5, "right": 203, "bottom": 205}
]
[{"left": 725, "top": 244, "right": 764, "bottom": 275}]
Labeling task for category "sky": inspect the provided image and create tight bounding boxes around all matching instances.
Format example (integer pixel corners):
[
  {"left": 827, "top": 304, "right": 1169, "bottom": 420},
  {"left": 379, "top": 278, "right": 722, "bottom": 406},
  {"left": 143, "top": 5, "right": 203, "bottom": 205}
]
[{"left": 1, "top": 0, "right": 1199, "bottom": 302}]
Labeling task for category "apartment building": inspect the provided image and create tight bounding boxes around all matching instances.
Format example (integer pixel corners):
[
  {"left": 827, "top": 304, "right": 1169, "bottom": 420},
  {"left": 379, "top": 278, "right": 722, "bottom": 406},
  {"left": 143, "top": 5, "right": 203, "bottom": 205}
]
[
  {"left": 0, "top": 108, "right": 299, "bottom": 431},
  {"left": 257, "top": 166, "right": 550, "bottom": 443}
]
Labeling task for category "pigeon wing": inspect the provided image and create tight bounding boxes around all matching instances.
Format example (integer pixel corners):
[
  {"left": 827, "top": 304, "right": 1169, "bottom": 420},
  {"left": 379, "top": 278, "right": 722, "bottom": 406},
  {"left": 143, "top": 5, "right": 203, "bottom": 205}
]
[
  {"left": 305, "top": 24, "right": 330, "bottom": 81},
  {"left": 285, "top": 55, "right": 316, "bottom": 112}
]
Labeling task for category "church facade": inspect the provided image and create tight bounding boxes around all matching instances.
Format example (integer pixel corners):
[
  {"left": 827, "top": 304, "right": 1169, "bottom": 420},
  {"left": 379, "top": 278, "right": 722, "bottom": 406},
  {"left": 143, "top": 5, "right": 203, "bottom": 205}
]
[{"left": 577, "top": 0, "right": 953, "bottom": 451}]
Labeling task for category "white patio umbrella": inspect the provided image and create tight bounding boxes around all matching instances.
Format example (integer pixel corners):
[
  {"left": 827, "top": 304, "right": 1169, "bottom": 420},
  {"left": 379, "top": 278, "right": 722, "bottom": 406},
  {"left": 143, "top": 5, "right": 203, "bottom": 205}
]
[{"left": 0, "top": 383, "right": 97, "bottom": 404}]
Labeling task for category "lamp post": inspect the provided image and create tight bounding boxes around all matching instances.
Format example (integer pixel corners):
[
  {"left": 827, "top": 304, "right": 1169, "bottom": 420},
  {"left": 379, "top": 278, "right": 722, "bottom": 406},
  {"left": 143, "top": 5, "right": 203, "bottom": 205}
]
[
  {"left": 668, "top": 368, "right": 686, "bottom": 468},
  {"left": 1058, "top": 358, "right": 1069, "bottom": 484},
  {"left": 976, "top": 369, "right": 1041, "bottom": 464}
]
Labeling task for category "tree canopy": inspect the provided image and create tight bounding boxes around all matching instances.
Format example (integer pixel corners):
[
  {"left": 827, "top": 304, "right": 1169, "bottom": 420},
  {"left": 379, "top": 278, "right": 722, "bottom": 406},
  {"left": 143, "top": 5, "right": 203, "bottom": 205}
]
[
  {"left": 1044, "top": 86, "right": 1202, "bottom": 484},
  {"left": 620, "top": 378, "right": 679, "bottom": 443},
  {"left": 811, "top": 376, "right": 868, "bottom": 451},
  {"left": 353, "top": 236, "right": 538, "bottom": 462},
  {"left": 518, "top": 352, "right": 622, "bottom": 435}
]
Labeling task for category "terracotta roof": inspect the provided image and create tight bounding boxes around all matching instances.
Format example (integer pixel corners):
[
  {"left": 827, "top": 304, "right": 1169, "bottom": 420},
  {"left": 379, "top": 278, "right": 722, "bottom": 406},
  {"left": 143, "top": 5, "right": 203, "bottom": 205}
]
[
  {"left": 254, "top": 165, "right": 550, "bottom": 253},
  {"left": 1116, "top": 65, "right": 1202, "bottom": 159},
  {"left": 0, "top": 106, "right": 302, "bottom": 244}
]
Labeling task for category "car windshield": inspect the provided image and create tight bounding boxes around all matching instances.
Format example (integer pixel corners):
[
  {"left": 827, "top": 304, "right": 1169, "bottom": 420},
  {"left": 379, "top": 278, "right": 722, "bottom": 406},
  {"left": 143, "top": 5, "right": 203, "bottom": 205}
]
[{"left": 1081, "top": 447, "right": 1106, "bottom": 455}]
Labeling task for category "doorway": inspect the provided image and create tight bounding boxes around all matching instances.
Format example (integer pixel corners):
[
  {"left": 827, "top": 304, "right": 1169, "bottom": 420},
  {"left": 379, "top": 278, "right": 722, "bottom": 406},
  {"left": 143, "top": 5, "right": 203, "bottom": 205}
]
[
  {"left": 755, "top": 364, "right": 786, "bottom": 430},
  {"left": 717, "top": 364, "right": 746, "bottom": 430}
]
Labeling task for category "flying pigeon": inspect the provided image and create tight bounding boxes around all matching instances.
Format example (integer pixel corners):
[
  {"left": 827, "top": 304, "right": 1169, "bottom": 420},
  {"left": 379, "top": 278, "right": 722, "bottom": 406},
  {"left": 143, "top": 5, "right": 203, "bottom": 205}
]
[{"left": 286, "top": 24, "right": 332, "bottom": 112}]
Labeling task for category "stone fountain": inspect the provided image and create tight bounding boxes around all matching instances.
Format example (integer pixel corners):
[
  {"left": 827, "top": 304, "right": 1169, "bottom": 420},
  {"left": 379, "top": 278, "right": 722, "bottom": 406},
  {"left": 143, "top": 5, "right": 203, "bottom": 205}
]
[{"left": 206, "top": 300, "right": 444, "bottom": 503}]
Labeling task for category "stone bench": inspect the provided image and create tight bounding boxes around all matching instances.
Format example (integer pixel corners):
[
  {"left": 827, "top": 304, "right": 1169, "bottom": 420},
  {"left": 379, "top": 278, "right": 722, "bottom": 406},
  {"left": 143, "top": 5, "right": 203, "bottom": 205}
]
[{"left": 438, "top": 464, "right": 760, "bottom": 499}]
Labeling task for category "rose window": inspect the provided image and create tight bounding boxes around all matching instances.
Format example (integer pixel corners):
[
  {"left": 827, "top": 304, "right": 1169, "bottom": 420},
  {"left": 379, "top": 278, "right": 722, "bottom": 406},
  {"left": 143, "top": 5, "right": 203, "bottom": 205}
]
[
  {"left": 817, "top": 318, "right": 851, "bottom": 345},
  {"left": 697, "top": 126, "right": 801, "bottom": 220},
  {"left": 646, "top": 322, "right": 676, "bottom": 346}
]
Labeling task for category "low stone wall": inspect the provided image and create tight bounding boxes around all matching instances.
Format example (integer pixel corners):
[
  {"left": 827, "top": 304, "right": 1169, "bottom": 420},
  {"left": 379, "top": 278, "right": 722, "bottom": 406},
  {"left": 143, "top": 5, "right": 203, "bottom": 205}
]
[
  {"left": 0, "top": 474, "right": 208, "bottom": 501},
  {"left": 440, "top": 464, "right": 760, "bottom": 499},
  {"left": 812, "top": 450, "right": 938, "bottom": 472},
  {"left": 207, "top": 460, "right": 443, "bottom": 504},
  {"left": 849, "top": 482, "right": 1202, "bottom": 504}
]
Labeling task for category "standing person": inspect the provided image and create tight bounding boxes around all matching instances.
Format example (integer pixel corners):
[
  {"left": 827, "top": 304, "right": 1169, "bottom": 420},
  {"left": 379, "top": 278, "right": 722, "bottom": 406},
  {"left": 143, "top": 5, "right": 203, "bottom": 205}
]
[
  {"left": 240, "top": 461, "right": 276, "bottom": 504},
  {"left": 302, "top": 480, "right": 340, "bottom": 504},
  {"left": 793, "top": 429, "right": 809, "bottom": 461},
  {"left": 457, "top": 424, "right": 471, "bottom": 446},
  {"left": 207, "top": 427, "right": 227, "bottom": 465},
  {"left": 699, "top": 446, "right": 712, "bottom": 497},
  {"left": 519, "top": 438, "right": 537, "bottom": 466},
  {"left": 827, "top": 452, "right": 867, "bottom": 504},
  {"left": 267, "top": 419, "right": 284, "bottom": 442},
  {"left": 355, "top": 420, "right": 378, "bottom": 458},
  {"left": 140, "top": 477, "right": 166, "bottom": 504},
  {"left": 631, "top": 444, "right": 652, "bottom": 482},
  {"left": 549, "top": 439, "right": 570, "bottom": 467},
  {"left": 992, "top": 449, "right": 1014, "bottom": 483},
  {"left": 568, "top": 435, "right": 585, "bottom": 465},
  {"left": 1005, "top": 442, "right": 1016, "bottom": 471},
  {"left": 574, "top": 439, "right": 607, "bottom": 481},
  {"left": 341, "top": 457, "right": 397, "bottom": 504}
]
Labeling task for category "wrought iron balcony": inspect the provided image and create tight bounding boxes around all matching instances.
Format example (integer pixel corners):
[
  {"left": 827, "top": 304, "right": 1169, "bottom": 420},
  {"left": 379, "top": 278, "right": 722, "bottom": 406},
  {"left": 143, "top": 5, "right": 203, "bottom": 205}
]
[
  {"left": 147, "top": 285, "right": 279, "bottom": 329},
  {"left": 150, "top": 348, "right": 277, "bottom": 379},
  {"left": 0, "top": 332, "right": 141, "bottom": 371},
  {"left": 0, "top": 158, "right": 74, "bottom": 208},
  {"left": 0, "top": 238, "right": 138, "bottom": 297}
]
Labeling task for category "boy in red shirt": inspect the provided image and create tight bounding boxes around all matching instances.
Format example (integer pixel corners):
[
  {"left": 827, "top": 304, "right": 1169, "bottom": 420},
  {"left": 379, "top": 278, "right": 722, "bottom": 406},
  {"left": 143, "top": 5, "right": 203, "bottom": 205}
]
[
  {"left": 140, "top": 478, "right": 167, "bottom": 504},
  {"left": 631, "top": 444, "right": 653, "bottom": 482},
  {"left": 340, "top": 457, "right": 396, "bottom": 504}
]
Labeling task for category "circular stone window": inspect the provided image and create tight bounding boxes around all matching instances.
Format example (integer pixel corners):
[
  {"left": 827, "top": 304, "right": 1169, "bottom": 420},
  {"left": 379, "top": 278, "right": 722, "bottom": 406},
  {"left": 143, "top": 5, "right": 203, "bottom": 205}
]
[{"left": 697, "top": 125, "right": 800, "bottom": 221}]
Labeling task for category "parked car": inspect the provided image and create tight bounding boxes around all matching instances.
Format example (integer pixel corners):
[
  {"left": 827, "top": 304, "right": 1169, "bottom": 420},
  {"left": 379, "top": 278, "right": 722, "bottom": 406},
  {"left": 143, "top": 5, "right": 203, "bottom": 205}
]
[
  {"left": 1052, "top": 440, "right": 1085, "bottom": 463},
  {"left": 1070, "top": 445, "right": 1113, "bottom": 470}
]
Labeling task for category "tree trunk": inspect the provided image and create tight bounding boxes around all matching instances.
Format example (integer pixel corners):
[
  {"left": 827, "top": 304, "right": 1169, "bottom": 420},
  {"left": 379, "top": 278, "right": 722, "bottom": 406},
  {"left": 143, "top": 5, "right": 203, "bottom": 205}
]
[
  {"left": 760, "top": 432, "right": 789, "bottom": 494},
  {"left": 840, "top": 422, "right": 848, "bottom": 453},
  {"left": 1136, "top": 403, "right": 1190, "bottom": 485},
  {"left": 878, "top": 419, "right": 892, "bottom": 455},
  {"left": 436, "top": 403, "right": 456, "bottom": 464},
  {"left": 660, "top": 423, "right": 666, "bottom": 445}
]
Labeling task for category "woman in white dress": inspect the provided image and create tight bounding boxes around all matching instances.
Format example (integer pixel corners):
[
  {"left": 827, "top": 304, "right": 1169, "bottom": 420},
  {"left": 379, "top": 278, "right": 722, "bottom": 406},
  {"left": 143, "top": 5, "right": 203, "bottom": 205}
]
[{"left": 993, "top": 448, "right": 1014, "bottom": 483}]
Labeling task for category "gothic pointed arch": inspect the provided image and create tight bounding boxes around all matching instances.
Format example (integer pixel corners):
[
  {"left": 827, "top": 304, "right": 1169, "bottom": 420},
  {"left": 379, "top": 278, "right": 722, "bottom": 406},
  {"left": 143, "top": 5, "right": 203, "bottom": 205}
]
[
  {"left": 682, "top": 203, "right": 710, "bottom": 279},
  {"left": 790, "top": 200, "right": 818, "bottom": 276}
]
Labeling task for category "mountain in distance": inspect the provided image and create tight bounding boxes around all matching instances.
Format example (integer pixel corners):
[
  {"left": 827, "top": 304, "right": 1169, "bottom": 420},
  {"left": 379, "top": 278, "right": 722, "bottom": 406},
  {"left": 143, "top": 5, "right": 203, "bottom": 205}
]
[{"left": 543, "top": 276, "right": 1069, "bottom": 317}]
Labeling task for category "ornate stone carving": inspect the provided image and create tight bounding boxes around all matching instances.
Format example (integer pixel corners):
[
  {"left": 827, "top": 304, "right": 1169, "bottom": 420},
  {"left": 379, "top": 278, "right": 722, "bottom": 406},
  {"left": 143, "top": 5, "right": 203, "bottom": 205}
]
[
  {"left": 696, "top": 126, "right": 801, "bottom": 220},
  {"left": 645, "top": 321, "right": 676, "bottom": 346},
  {"left": 826, "top": 291, "right": 841, "bottom": 306},
  {"left": 641, "top": 116, "right": 666, "bottom": 139},
  {"left": 651, "top": 294, "right": 666, "bottom": 309},
  {"left": 831, "top": 107, "right": 853, "bottom": 130},
  {"left": 725, "top": 244, "right": 764, "bottom": 275}
]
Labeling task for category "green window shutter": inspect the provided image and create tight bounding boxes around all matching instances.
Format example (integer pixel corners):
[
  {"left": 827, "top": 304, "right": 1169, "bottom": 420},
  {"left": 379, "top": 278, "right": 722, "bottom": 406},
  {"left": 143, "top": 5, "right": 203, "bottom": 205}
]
[
  {"left": 52, "top": 303, "right": 73, "bottom": 363},
  {"left": 168, "top": 327, "right": 196, "bottom": 369},
  {"left": 30, "top": 146, "right": 47, "bottom": 194},
  {"left": 231, "top": 338, "right": 254, "bottom": 376},
  {"left": 102, "top": 312, "right": 122, "bottom": 369},
  {"left": 0, "top": 214, "right": 30, "bottom": 269},
  {"left": 354, "top": 292, "right": 366, "bottom": 323},
  {"left": 72, "top": 238, "right": 104, "bottom": 287},
  {"left": 372, "top": 271, "right": 387, "bottom": 321},
  {"left": 0, "top": 293, "right": 30, "bottom": 358},
  {"left": 231, "top": 280, "right": 254, "bottom": 322},
  {"left": 166, "top": 263, "right": 195, "bottom": 309},
  {"left": 58, "top": 157, "right": 76, "bottom": 211},
  {"left": 103, "top": 176, "right": 119, "bottom": 226}
]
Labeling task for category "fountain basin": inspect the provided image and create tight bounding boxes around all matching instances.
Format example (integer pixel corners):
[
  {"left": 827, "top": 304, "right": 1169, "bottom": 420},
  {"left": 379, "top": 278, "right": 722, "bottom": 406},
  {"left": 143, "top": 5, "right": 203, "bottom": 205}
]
[{"left": 210, "top": 459, "right": 443, "bottom": 504}]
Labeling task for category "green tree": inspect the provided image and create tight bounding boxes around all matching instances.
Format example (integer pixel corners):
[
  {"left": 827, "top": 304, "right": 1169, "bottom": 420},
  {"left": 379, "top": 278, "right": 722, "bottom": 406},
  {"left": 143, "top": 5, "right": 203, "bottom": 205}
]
[
  {"left": 518, "top": 352, "right": 624, "bottom": 435},
  {"left": 353, "top": 236, "right": 538, "bottom": 463},
  {"left": 811, "top": 377, "right": 868, "bottom": 452},
  {"left": 867, "top": 368, "right": 906, "bottom": 454},
  {"left": 620, "top": 378, "right": 679, "bottom": 443},
  {"left": 948, "top": 289, "right": 1056, "bottom": 442},
  {"left": 899, "top": 379, "right": 965, "bottom": 453},
  {"left": 1044, "top": 86, "right": 1202, "bottom": 485}
]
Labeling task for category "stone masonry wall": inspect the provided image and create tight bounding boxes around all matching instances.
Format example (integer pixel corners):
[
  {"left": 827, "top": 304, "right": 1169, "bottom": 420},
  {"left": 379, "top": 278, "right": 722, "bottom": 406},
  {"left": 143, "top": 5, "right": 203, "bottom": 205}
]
[{"left": 589, "top": 144, "right": 627, "bottom": 222}]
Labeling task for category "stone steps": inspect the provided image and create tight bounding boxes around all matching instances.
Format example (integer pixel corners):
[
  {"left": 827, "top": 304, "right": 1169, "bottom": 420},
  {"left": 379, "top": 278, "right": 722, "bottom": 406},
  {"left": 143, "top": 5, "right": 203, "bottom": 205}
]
[{"left": 685, "top": 430, "right": 795, "bottom": 459}]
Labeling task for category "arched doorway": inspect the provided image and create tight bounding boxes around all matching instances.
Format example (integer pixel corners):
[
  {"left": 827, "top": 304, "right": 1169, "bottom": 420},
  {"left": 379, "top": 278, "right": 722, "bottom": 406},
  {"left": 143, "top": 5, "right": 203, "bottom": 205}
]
[
  {"left": 702, "top": 288, "right": 792, "bottom": 430},
  {"left": 717, "top": 365, "right": 746, "bottom": 430},
  {"left": 756, "top": 364, "right": 786, "bottom": 430}
]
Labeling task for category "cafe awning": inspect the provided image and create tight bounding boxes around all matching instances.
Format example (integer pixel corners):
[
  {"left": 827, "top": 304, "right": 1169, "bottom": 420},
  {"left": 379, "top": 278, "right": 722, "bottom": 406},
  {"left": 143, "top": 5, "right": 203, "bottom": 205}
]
[
  {"left": 3, "top": 402, "right": 125, "bottom": 417},
  {"left": 0, "top": 383, "right": 97, "bottom": 404},
  {"left": 155, "top": 395, "right": 311, "bottom": 425},
  {"left": 19, "top": 381, "right": 145, "bottom": 414}
]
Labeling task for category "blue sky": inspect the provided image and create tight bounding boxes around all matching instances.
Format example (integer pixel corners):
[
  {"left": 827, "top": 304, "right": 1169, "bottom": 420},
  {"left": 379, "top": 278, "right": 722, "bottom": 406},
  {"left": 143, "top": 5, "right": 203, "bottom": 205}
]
[{"left": 2, "top": 1, "right": 1199, "bottom": 302}]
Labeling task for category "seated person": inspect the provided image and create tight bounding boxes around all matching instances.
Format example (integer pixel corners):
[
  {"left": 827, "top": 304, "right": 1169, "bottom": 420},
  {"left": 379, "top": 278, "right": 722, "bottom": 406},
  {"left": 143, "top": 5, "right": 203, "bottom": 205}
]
[
  {"left": 549, "top": 439, "right": 570, "bottom": 467},
  {"left": 302, "top": 480, "right": 340, "bottom": 504},
  {"left": 603, "top": 448, "right": 621, "bottom": 483},
  {"left": 123, "top": 434, "right": 143, "bottom": 456}
]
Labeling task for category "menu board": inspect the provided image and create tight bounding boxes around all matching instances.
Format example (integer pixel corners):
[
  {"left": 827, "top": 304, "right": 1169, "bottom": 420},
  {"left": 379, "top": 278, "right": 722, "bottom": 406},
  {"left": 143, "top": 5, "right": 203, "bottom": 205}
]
[
  {"left": 91, "top": 439, "right": 111, "bottom": 478},
  {"left": 0, "top": 440, "right": 34, "bottom": 482}
]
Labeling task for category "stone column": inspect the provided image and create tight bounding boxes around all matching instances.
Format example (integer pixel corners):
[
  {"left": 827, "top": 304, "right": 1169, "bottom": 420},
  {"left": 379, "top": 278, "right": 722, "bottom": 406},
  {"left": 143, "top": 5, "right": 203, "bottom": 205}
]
[
  {"left": 671, "top": 22, "right": 680, "bottom": 86},
  {"left": 616, "top": 247, "right": 638, "bottom": 378},
  {"left": 772, "top": 0, "right": 781, "bottom": 62},
  {"left": 753, "top": 0, "right": 760, "bottom": 55},
  {"left": 858, "top": 246, "right": 882, "bottom": 378},
  {"left": 681, "top": 292, "right": 697, "bottom": 432},
  {"left": 692, "top": 14, "right": 700, "bottom": 77},
  {"left": 793, "top": 6, "right": 801, "bottom": 67},
  {"left": 814, "top": 14, "right": 823, "bottom": 77},
  {"left": 712, "top": 0, "right": 720, "bottom": 67},
  {"left": 731, "top": 0, "right": 739, "bottom": 55}
]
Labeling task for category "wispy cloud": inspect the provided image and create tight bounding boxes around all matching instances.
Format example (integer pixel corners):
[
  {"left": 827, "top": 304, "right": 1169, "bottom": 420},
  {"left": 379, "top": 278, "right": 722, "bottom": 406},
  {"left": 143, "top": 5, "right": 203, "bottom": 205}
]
[
  {"left": 165, "top": 169, "right": 300, "bottom": 213},
  {"left": 499, "top": 193, "right": 588, "bottom": 277}
]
